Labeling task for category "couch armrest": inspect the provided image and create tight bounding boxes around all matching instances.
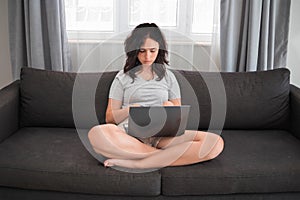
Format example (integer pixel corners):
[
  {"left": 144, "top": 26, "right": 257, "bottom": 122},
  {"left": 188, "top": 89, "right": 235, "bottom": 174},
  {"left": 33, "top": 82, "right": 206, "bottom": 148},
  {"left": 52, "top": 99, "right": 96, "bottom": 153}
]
[
  {"left": 290, "top": 84, "right": 300, "bottom": 139},
  {"left": 0, "top": 81, "right": 20, "bottom": 143}
]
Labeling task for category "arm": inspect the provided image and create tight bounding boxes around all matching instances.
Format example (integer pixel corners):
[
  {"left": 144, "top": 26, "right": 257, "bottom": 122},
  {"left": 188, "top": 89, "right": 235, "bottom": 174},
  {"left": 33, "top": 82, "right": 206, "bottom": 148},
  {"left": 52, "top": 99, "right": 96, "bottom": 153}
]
[
  {"left": 166, "top": 70, "right": 182, "bottom": 106},
  {"left": 290, "top": 84, "right": 300, "bottom": 139},
  {"left": 0, "top": 81, "right": 20, "bottom": 143},
  {"left": 105, "top": 98, "right": 129, "bottom": 124},
  {"left": 106, "top": 97, "right": 178, "bottom": 124},
  {"left": 105, "top": 98, "right": 141, "bottom": 124}
]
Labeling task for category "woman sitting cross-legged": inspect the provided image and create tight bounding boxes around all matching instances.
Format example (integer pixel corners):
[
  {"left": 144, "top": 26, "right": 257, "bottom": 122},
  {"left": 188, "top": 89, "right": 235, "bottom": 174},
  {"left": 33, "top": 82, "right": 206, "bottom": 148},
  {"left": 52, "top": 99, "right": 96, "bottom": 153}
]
[{"left": 88, "top": 23, "right": 224, "bottom": 169}]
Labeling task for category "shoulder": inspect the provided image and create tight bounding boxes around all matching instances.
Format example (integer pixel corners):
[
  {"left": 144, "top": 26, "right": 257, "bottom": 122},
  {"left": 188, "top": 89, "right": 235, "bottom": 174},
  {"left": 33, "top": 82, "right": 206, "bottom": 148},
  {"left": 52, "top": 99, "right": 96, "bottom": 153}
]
[
  {"left": 165, "top": 68, "right": 178, "bottom": 82},
  {"left": 113, "top": 70, "right": 132, "bottom": 85},
  {"left": 165, "top": 68, "right": 175, "bottom": 75},
  {"left": 114, "top": 70, "right": 129, "bottom": 80},
  {"left": 114, "top": 70, "right": 126, "bottom": 78}
]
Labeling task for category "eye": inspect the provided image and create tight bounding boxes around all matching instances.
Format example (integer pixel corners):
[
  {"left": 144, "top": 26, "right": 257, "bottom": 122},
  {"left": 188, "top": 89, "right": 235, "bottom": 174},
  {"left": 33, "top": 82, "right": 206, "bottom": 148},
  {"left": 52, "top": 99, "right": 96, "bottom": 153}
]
[
  {"left": 139, "top": 49, "right": 145, "bottom": 53},
  {"left": 150, "top": 48, "right": 158, "bottom": 52}
]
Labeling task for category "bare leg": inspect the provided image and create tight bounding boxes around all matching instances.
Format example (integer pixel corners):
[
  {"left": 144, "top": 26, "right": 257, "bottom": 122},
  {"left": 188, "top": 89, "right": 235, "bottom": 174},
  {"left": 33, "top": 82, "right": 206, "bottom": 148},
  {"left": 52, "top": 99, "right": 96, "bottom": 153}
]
[
  {"left": 156, "top": 130, "right": 204, "bottom": 149},
  {"left": 104, "top": 131, "right": 224, "bottom": 168},
  {"left": 88, "top": 124, "right": 161, "bottom": 160}
]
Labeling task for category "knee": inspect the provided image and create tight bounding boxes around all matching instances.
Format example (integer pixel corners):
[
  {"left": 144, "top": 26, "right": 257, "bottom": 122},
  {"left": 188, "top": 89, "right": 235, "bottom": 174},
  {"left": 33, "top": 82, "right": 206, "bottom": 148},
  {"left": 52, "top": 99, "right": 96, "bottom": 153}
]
[
  {"left": 206, "top": 135, "right": 224, "bottom": 160},
  {"left": 88, "top": 124, "right": 117, "bottom": 147},
  {"left": 88, "top": 125, "right": 101, "bottom": 147}
]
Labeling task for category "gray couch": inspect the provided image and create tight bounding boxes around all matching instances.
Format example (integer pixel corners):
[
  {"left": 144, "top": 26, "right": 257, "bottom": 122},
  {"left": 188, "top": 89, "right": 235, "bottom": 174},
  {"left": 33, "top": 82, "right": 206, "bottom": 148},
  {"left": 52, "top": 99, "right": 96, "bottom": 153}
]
[{"left": 0, "top": 67, "right": 300, "bottom": 200}]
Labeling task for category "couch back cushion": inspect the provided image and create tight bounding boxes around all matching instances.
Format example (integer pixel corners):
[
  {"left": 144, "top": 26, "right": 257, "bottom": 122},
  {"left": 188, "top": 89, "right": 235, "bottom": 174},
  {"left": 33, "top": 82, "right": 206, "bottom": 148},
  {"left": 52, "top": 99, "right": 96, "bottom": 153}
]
[
  {"left": 173, "top": 68, "right": 290, "bottom": 130},
  {"left": 20, "top": 68, "right": 117, "bottom": 128},
  {"left": 20, "top": 67, "right": 290, "bottom": 130}
]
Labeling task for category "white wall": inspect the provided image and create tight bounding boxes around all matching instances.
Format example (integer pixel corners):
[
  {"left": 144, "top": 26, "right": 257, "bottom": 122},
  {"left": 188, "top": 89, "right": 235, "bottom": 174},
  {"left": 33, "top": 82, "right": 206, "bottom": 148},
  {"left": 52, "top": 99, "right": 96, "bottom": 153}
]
[
  {"left": 287, "top": 0, "right": 300, "bottom": 87},
  {"left": 0, "top": 0, "right": 12, "bottom": 89}
]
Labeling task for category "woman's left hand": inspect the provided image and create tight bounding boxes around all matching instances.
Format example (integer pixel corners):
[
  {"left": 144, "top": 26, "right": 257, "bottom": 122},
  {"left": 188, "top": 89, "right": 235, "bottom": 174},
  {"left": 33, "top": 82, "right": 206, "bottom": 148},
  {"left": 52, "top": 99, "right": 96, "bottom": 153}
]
[
  {"left": 163, "top": 101, "right": 175, "bottom": 106},
  {"left": 163, "top": 99, "right": 181, "bottom": 106}
]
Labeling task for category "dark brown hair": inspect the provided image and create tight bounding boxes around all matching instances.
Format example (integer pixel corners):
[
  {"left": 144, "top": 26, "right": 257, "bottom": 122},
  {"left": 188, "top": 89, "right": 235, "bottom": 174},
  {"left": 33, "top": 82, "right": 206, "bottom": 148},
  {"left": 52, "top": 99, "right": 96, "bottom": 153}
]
[{"left": 124, "top": 23, "right": 169, "bottom": 82}]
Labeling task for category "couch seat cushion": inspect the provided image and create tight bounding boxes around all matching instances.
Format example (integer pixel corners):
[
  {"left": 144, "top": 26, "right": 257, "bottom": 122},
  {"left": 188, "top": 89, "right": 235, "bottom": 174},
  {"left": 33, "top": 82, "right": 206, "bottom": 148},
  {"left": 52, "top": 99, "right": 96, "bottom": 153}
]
[
  {"left": 0, "top": 128, "right": 161, "bottom": 196},
  {"left": 161, "top": 130, "right": 300, "bottom": 196}
]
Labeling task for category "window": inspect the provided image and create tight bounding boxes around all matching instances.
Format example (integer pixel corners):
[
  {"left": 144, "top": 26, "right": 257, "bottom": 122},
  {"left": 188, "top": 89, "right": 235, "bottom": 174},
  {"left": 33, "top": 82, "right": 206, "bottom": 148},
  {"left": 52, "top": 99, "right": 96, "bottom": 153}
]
[
  {"left": 65, "top": 0, "right": 217, "bottom": 42},
  {"left": 65, "top": 0, "right": 114, "bottom": 32},
  {"left": 192, "top": 0, "right": 215, "bottom": 34},
  {"left": 129, "top": 0, "right": 178, "bottom": 27}
]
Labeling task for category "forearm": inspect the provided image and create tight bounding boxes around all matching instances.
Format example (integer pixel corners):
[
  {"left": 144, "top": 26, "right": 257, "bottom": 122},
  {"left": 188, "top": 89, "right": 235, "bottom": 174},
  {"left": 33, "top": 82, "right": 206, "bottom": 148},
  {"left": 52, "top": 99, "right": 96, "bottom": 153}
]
[{"left": 106, "top": 107, "right": 130, "bottom": 124}]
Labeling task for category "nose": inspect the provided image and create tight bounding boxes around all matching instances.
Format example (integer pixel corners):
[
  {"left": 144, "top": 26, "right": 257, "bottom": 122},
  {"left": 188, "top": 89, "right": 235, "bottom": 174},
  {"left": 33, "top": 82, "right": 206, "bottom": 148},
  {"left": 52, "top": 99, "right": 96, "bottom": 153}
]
[{"left": 145, "top": 50, "right": 151, "bottom": 59}]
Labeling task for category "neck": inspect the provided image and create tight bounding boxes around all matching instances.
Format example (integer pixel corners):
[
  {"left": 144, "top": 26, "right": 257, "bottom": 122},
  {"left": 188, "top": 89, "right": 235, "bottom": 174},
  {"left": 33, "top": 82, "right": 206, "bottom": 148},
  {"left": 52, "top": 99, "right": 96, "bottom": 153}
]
[{"left": 141, "top": 65, "right": 152, "bottom": 73}]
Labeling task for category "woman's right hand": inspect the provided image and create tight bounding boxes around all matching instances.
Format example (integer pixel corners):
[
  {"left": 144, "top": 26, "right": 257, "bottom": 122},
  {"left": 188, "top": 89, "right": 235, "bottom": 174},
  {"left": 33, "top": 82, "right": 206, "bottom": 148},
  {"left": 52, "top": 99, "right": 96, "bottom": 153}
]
[{"left": 106, "top": 98, "right": 129, "bottom": 124}]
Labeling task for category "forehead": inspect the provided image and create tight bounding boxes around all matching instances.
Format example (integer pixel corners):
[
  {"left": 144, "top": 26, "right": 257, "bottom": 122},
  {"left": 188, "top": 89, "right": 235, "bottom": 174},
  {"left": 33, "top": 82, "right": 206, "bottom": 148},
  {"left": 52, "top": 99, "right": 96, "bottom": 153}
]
[{"left": 140, "top": 38, "right": 159, "bottom": 49}]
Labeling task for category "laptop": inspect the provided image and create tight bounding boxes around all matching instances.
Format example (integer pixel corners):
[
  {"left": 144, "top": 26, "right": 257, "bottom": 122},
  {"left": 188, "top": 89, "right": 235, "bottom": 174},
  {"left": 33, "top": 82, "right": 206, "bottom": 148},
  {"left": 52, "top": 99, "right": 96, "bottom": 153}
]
[{"left": 126, "top": 105, "right": 190, "bottom": 139}]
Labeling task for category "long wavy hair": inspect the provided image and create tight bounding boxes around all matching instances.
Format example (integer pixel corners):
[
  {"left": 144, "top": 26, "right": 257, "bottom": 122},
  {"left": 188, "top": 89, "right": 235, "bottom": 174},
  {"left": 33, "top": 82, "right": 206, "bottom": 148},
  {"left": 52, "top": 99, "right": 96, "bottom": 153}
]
[{"left": 124, "top": 23, "right": 169, "bottom": 82}]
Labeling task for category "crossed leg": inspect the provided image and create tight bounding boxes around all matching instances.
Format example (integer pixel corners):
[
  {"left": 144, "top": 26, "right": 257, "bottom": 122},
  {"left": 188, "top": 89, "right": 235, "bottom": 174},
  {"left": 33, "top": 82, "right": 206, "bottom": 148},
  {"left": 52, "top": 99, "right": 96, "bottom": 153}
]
[
  {"left": 88, "top": 124, "right": 224, "bottom": 169},
  {"left": 88, "top": 124, "right": 161, "bottom": 160}
]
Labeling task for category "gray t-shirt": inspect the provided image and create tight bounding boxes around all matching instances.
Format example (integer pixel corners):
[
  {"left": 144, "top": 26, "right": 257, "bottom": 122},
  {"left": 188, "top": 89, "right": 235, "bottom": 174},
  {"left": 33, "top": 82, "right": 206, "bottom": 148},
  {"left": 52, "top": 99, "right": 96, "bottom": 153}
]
[{"left": 109, "top": 68, "right": 181, "bottom": 108}]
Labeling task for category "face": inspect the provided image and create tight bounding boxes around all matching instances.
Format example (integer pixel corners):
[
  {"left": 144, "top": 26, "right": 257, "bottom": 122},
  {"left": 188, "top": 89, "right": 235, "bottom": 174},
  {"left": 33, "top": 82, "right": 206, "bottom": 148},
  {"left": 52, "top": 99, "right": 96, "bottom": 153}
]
[{"left": 137, "top": 37, "right": 159, "bottom": 66}]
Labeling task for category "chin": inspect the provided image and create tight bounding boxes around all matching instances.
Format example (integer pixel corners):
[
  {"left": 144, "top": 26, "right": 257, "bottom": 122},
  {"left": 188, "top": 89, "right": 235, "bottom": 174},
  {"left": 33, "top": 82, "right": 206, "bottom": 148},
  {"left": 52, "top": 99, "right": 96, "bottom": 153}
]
[{"left": 142, "top": 63, "right": 153, "bottom": 66}]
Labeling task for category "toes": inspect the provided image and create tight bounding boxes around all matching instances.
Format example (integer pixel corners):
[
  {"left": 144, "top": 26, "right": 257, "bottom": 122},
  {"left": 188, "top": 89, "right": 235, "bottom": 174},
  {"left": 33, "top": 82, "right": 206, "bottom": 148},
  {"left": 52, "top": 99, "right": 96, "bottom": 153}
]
[{"left": 104, "top": 159, "right": 114, "bottom": 167}]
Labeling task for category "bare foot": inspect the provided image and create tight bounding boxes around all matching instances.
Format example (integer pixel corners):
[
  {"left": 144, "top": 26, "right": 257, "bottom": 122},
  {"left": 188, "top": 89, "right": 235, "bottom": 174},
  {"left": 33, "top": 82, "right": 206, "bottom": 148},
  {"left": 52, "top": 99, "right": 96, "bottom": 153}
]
[{"left": 104, "top": 159, "right": 139, "bottom": 168}]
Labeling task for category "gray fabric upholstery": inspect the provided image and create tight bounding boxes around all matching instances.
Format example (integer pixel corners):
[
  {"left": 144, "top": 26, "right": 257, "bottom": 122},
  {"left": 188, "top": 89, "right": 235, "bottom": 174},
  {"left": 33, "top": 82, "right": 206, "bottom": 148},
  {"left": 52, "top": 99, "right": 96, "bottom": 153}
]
[
  {"left": 0, "top": 187, "right": 300, "bottom": 200},
  {"left": 20, "top": 68, "right": 290, "bottom": 130},
  {"left": 161, "top": 130, "right": 300, "bottom": 195},
  {"left": 290, "top": 84, "right": 300, "bottom": 139},
  {"left": 174, "top": 68, "right": 290, "bottom": 130},
  {"left": 0, "top": 67, "right": 300, "bottom": 198},
  {"left": 20, "top": 68, "right": 117, "bottom": 128},
  {"left": 0, "top": 128, "right": 299, "bottom": 196},
  {"left": 0, "top": 128, "right": 161, "bottom": 196},
  {"left": 0, "top": 81, "right": 19, "bottom": 143}
]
